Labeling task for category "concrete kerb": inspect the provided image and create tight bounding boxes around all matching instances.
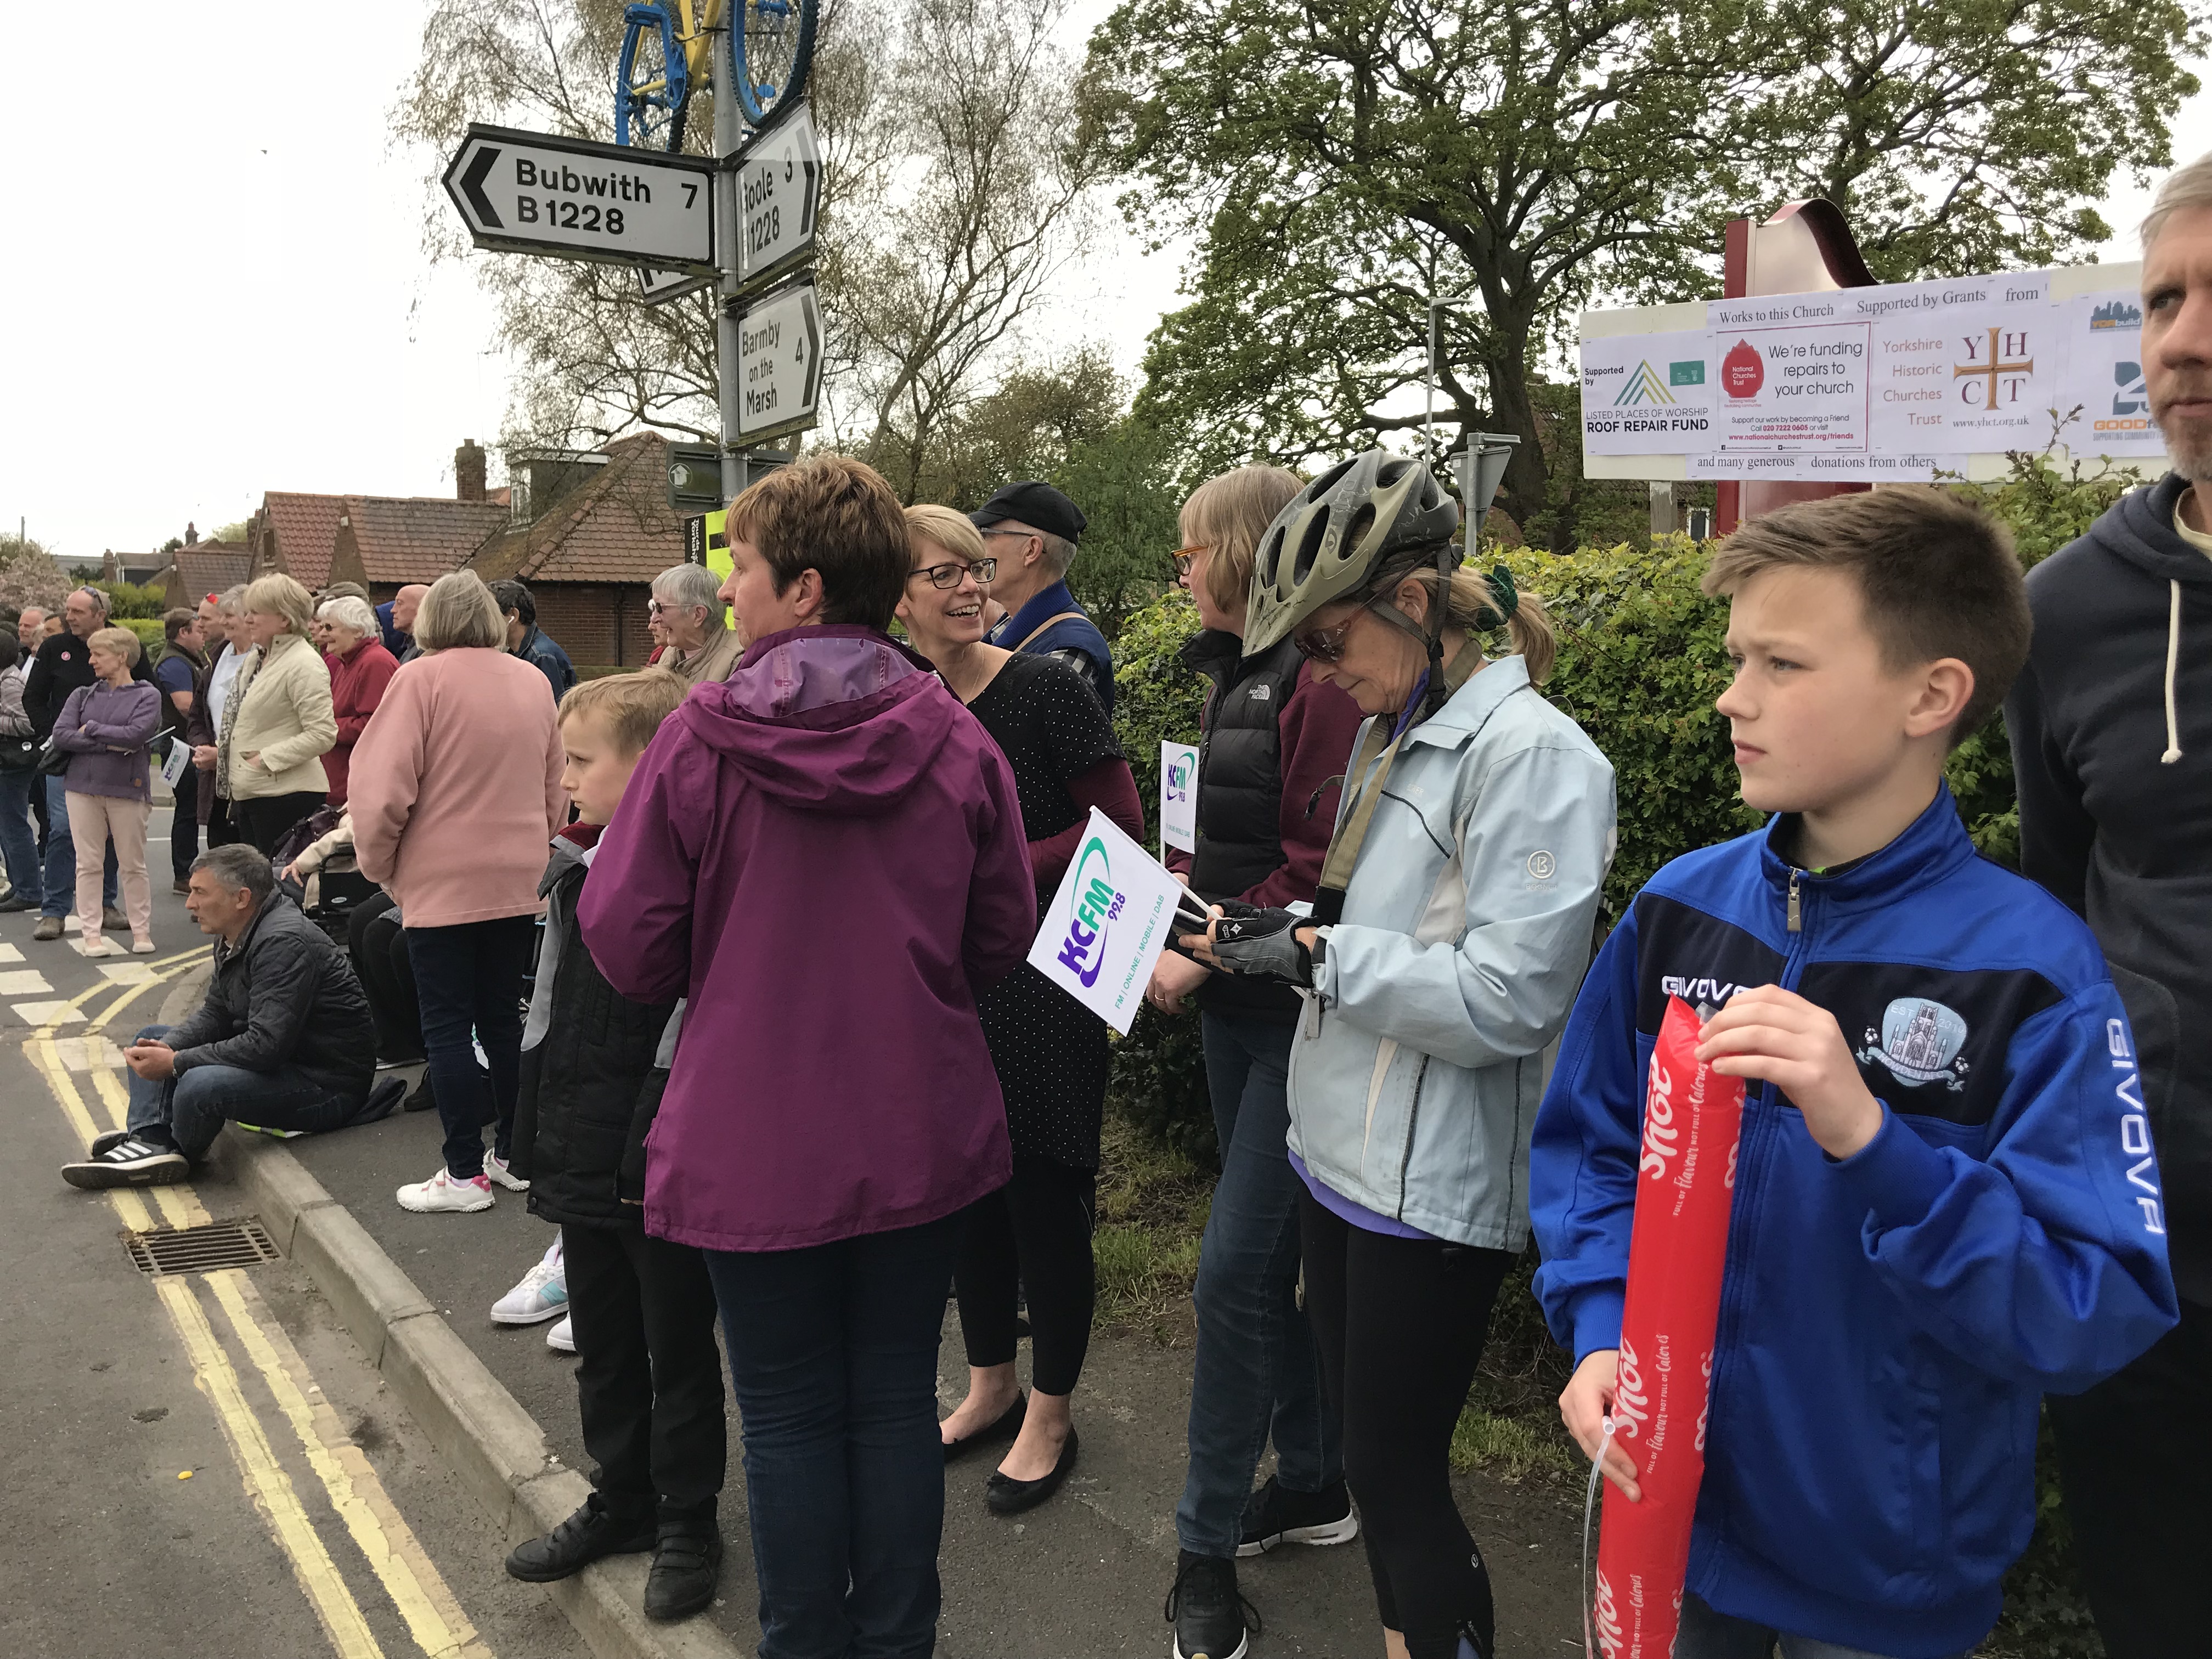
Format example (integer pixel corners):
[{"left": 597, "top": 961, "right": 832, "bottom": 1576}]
[{"left": 163, "top": 947, "right": 746, "bottom": 1659}]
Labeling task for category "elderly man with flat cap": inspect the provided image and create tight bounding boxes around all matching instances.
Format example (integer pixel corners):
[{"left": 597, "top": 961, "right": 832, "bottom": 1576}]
[{"left": 972, "top": 479, "right": 1115, "bottom": 716}]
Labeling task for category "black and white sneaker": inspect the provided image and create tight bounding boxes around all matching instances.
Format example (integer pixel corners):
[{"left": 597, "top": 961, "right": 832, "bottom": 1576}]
[
  {"left": 1165, "top": 1550, "right": 1257, "bottom": 1659},
  {"left": 62, "top": 1135, "right": 189, "bottom": 1189},
  {"left": 1235, "top": 1475, "right": 1359, "bottom": 1556}
]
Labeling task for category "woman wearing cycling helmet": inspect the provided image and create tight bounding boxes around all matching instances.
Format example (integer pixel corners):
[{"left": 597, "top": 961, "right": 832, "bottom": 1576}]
[{"left": 1178, "top": 452, "right": 1616, "bottom": 1659}]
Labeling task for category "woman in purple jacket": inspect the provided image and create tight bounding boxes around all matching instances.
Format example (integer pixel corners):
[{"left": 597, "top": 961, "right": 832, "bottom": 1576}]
[
  {"left": 54, "top": 625, "right": 162, "bottom": 955},
  {"left": 579, "top": 455, "right": 1036, "bottom": 1659}
]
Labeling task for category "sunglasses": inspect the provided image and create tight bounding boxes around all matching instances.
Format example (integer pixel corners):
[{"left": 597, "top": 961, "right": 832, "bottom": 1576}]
[{"left": 1293, "top": 610, "right": 1365, "bottom": 663}]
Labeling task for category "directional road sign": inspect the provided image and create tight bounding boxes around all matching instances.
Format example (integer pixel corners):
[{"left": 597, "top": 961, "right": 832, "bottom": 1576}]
[
  {"left": 731, "top": 102, "right": 821, "bottom": 292},
  {"left": 639, "top": 267, "right": 714, "bottom": 306},
  {"left": 443, "top": 125, "right": 716, "bottom": 273},
  {"left": 733, "top": 278, "right": 823, "bottom": 444}
]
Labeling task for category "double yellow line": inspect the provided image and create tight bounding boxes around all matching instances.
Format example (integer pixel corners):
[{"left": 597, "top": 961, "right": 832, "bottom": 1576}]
[{"left": 26, "top": 948, "right": 494, "bottom": 1659}]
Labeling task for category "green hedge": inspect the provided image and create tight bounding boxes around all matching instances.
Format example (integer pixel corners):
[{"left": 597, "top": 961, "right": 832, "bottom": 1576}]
[
  {"left": 121, "top": 618, "right": 167, "bottom": 658},
  {"left": 1105, "top": 451, "right": 2142, "bottom": 1656}
]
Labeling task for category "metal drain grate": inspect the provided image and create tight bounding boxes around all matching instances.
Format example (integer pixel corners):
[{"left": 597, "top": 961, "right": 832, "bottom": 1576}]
[{"left": 125, "top": 1218, "right": 283, "bottom": 1277}]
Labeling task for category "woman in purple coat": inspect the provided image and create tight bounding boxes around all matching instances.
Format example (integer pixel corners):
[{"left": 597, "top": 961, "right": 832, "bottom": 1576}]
[
  {"left": 579, "top": 455, "right": 1037, "bottom": 1659},
  {"left": 54, "top": 626, "right": 162, "bottom": 956}
]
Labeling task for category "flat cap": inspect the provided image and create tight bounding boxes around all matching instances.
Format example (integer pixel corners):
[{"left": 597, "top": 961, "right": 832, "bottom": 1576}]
[{"left": 970, "top": 480, "right": 1087, "bottom": 544}]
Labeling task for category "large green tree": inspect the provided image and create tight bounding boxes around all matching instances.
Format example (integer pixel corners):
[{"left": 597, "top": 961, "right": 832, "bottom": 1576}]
[{"left": 1092, "top": 0, "right": 2200, "bottom": 543}]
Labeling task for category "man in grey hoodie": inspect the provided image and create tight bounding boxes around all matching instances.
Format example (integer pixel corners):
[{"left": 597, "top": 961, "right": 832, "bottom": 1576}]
[{"left": 2006, "top": 156, "right": 2212, "bottom": 1659}]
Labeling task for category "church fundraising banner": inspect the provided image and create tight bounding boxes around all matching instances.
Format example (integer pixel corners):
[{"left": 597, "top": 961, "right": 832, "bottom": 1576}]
[{"left": 1582, "top": 268, "right": 2164, "bottom": 478}]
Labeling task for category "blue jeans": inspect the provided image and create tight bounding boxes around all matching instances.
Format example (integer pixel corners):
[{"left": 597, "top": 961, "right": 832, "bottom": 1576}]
[
  {"left": 125, "top": 1024, "right": 363, "bottom": 1160},
  {"left": 404, "top": 915, "right": 534, "bottom": 1180},
  {"left": 704, "top": 1212, "right": 962, "bottom": 1659},
  {"left": 0, "top": 768, "right": 40, "bottom": 898},
  {"left": 1677, "top": 1594, "right": 1966, "bottom": 1659},
  {"left": 1176, "top": 1009, "right": 1343, "bottom": 1558},
  {"left": 41, "top": 772, "right": 115, "bottom": 918}
]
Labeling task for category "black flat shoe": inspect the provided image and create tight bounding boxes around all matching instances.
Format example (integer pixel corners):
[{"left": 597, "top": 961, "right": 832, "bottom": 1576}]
[
  {"left": 986, "top": 1425, "right": 1077, "bottom": 1516},
  {"left": 505, "top": 1499, "right": 655, "bottom": 1582},
  {"left": 943, "top": 1392, "right": 1025, "bottom": 1463}
]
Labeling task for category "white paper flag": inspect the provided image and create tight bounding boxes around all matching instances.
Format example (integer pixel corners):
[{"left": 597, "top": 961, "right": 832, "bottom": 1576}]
[
  {"left": 1160, "top": 741, "right": 1199, "bottom": 855},
  {"left": 157, "top": 737, "right": 191, "bottom": 789},
  {"left": 1028, "top": 805, "right": 1198, "bottom": 1035}
]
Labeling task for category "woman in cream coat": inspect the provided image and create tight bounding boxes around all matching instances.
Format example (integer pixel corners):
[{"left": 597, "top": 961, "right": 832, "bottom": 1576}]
[{"left": 221, "top": 573, "right": 337, "bottom": 855}]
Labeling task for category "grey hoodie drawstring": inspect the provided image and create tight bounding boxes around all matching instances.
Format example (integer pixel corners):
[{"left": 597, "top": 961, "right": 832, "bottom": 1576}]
[{"left": 2163, "top": 579, "right": 2184, "bottom": 765}]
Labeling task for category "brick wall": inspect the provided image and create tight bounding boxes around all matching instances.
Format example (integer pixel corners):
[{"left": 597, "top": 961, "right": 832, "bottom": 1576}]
[{"left": 529, "top": 583, "right": 654, "bottom": 670}]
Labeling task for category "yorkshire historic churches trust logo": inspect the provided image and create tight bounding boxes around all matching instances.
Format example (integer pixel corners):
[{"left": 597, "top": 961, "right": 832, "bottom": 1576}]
[{"left": 1856, "top": 997, "right": 1971, "bottom": 1092}]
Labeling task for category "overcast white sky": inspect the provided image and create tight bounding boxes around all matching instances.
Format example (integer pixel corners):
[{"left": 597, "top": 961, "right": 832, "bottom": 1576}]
[{"left": 1, "top": 4, "right": 2203, "bottom": 562}]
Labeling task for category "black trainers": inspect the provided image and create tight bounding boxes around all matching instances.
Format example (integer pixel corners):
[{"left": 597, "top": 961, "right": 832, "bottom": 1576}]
[
  {"left": 505, "top": 1499, "right": 656, "bottom": 1583},
  {"left": 1165, "top": 1550, "right": 1257, "bottom": 1659},
  {"left": 61, "top": 1134, "right": 189, "bottom": 1189},
  {"left": 1235, "top": 1475, "right": 1359, "bottom": 1557},
  {"left": 642, "top": 1523, "right": 723, "bottom": 1622}
]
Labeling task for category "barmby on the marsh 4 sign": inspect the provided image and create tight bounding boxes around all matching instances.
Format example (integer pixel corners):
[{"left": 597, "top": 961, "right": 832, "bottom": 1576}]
[
  {"left": 733, "top": 279, "right": 824, "bottom": 444},
  {"left": 443, "top": 125, "right": 716, "bottom": 273},
  {"left": 1028, "top": 808, "right": 1194, "bottom": 1036}
]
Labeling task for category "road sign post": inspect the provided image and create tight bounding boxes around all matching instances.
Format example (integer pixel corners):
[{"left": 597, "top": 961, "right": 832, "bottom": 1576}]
[{"left": 443, "top": 126, "right": 715, "bottom": 271}]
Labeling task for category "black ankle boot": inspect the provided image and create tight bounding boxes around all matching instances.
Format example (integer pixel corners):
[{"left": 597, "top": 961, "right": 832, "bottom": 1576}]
[
  {"left": 643, "top": 1522, "right": 723, "bottom": 1622},
  {"left": 504, "top": 1499, "right": 656, "bottom": 1582}
]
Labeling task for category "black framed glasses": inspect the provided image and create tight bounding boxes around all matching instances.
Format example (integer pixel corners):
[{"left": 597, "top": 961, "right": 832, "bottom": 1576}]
[
  {"left": 1171, "top": 543, "right": 1209, "bottom": 579},
  {"left": 909, "top": 557, "right": 996, "bottom": 590}
]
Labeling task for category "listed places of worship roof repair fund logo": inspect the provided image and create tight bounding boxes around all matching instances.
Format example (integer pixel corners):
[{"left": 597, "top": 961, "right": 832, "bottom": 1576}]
[{"left": 1054, "top": 837, "right": 1128, "bottom": 989}]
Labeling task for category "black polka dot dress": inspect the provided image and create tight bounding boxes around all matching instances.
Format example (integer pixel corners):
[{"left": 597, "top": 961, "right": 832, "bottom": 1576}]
[{"left": 966, "top": 653, "right": 1121, "bottom": 1171}]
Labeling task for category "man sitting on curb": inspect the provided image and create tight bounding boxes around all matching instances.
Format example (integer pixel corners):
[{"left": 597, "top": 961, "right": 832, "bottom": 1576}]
[{"left": 61, "top": 844, "right": 399, "bottom": 1189}]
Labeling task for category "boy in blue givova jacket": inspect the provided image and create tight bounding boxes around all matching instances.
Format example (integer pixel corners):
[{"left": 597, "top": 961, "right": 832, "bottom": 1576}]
[{"left": 1530, "top": 487, "right": 2177, "bottom": 1659}]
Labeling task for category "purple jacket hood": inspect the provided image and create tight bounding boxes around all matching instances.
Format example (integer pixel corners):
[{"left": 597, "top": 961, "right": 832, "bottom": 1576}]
[
  {"left": 675, "top": 625, "right": 952, "bottom": 814},
  {"left": 577, "top": 624, "right": 1037, "bottom": 1254}
]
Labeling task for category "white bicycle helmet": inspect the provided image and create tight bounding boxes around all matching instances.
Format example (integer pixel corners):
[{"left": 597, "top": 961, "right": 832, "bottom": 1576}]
[{"left": 1243, "top": 451, "right": 1461, "bottom": 656}]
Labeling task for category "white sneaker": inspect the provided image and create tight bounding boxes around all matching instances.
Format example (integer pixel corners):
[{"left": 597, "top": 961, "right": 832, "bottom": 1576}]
[
  {"left": 396, "top": 1167, "right": 494, "bottom": 1214},
  {"left": 492, "top": 1238, "right": 568, "bottom": 1325},
  {"left": 484, "top": 1150, "right": 530, "bottom": 1192},
  {"left": 546, "top": 1315, "right": 576, "bottom": 1353},
  {"left": 78, "top": 936, "right": 120, "bottom": 958},
  {"left": 130, "top": 938, "right": 156, "bottom": 955}
]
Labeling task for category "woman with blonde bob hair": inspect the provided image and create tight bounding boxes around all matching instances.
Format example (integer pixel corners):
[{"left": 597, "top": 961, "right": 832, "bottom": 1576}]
[
  {"left": 52, "top": 625, "right": 162, "bottom": 955},
  {"left": 221, "top": 572, "right": 337, "bottom": 855},
  {"left": 1151, "top": 465, "right": 1373, "bottom": 1655},
  {"left": 352, "top": 571, "right": 568, "bottom": 1212}
]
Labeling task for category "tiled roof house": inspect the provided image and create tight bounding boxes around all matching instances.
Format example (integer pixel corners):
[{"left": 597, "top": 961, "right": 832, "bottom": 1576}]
[
  {"left": 247, "top": 493, "right": 348, "bottom": 590},
  {"left": 466, "top": 432, "right": 683, "bottom": 669},
  {"left": 329, "top": 496, "right": 510, "bottom": 594},
  {"left": 162, "top": 543, "right": 255, "bottom": 610}
]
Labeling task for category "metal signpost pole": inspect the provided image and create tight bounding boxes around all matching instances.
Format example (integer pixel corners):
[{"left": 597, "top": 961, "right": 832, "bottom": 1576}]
[{"left": 714, "top": 26, "right": 746, "bottom": 504}]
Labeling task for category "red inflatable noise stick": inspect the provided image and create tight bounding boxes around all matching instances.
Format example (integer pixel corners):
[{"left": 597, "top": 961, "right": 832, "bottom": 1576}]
[{"left": 1590, "top": 995, "right": 1747, "bottom": 1659}]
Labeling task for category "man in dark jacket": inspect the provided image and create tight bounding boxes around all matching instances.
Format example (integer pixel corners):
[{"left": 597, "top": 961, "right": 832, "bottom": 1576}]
[
  {"left": 973, "top": 480, "right": 1116, "bottom": 715},
  {"left": 60, "top": 844, "right": 396, "bottom": 1188},
  {"left": 490, "top": 579, "right": 577, "bottom": 703},
  {"left": 24, "top": 586, "right": 152, "bottom": 938},
  {"left": 2004, "top": 159, "right": 2212, "bottom": 1659}
]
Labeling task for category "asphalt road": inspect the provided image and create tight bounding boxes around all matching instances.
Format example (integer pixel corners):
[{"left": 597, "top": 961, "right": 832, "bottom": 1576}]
[{"left": 0, "top": 805, "right": 586, "bottom": 1659}]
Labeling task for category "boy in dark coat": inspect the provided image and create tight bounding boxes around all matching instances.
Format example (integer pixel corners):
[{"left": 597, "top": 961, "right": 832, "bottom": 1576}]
[{"left": 502, "top": 669, "right": 726, "bottom": 1623}]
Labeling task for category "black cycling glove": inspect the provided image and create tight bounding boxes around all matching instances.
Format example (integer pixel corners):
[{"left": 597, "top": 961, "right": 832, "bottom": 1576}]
[{"left": 1206, "top": 902, "right": 1313, "bottom": 988}]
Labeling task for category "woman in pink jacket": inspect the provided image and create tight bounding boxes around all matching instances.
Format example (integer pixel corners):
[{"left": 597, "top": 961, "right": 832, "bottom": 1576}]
[{"left": 349, "top": 572, "right": 567, "bottom": 1212}]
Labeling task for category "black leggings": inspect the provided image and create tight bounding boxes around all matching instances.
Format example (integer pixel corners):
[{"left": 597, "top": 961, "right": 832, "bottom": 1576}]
[
  {"left": 233, "top": 790, "right": 325, "bottom": 856},
  {"left": 348, "top": 891, "right": 422, "bottom": 1064},
  {"left": 1298, "top": 1189, "right": 1515, "bottom": 1659},
  {"left": 953, "top": 1154, "right": 1097, "bottom": 1397}
]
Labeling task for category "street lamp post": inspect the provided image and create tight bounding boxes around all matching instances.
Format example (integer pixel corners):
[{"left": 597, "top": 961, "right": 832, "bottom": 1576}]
[{"left": 1424, "top": 292, "right": 1486, "bottom": 471}]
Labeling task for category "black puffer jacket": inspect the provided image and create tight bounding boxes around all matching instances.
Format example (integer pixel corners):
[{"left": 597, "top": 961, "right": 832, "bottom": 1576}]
[
  {"left": 1183, "top": 630, "right": 1311, "bottom": 1018},
  {"left": 166, "top": 894, "right": 375, "bottom": 1099},
  {"left": 511, "top": 833, "right": 680, "bottom": 1226}
]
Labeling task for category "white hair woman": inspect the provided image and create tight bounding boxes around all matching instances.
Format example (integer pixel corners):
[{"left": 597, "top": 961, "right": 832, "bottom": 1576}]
[
  {"left": 649, "top": 563, "right": 744, "bottom": 685},
  {"left": 221, "top": 573, "right": 337, "bottom": 855},
  {"left": 349, "top": 572, "right": 567, "bottom": 1210},
  {"left": 317, "top": 594, "right": 398, "bottom": 808}
]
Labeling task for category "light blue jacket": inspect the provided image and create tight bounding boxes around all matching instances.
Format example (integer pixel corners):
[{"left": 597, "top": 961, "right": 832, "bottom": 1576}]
[{"left": 1286, "top": 654, "right": 1616, "bottom": 1249}]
